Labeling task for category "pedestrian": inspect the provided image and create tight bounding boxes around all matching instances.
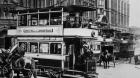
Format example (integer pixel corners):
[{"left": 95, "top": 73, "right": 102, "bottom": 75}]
[
  {"left": 63, "top": 15, "right": 72, "bottom": 28},
  {"left": 134, "top": 55, "right": 138, "bottom": 64}
]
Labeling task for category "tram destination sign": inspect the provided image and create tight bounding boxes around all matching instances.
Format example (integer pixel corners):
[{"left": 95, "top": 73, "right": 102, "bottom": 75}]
[{"left": 17, "top": 26, "right": 63, "bottom": 36}]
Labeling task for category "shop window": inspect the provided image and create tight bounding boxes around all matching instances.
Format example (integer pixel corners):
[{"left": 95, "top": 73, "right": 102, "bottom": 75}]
[
  {"left": 39, "top": 43, "right": 49, "bottom": 54},
  {"left": 30, "top": 42, "right": 38, "bottom": 53},
  {"left": 19, "top": 42, "right": 27, "bottom": 52},
  {"left": 50, "top": 43, "right": 62, "bottom": 54}
]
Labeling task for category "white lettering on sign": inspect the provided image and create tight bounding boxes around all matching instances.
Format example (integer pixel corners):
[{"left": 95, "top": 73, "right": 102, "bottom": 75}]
[
  {"left": 18, "top": 37, "right": 63, "bottom": 41},
  {"left": 17, "top": 26, "right": 63, "bottom": 36},
  {"left": 22, "top": 29, "right": 53, "bottom": 33}
]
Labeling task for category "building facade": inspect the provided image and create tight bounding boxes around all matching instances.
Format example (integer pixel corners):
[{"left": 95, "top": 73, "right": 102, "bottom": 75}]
[
  {"left": 14, "top": 0, "right": 97, "bottom": 23},
  {"left": 96, "top": 0, "right": 134, "bottom": 58},
  {"left": 14, "top": 0, "right": 130, "bottom": 28},
  {"left": 97, "top": 0, "right": 129, "bottom": 31},
  {"left": 0, "top": 0, "right": 17, "bottom": 49}
]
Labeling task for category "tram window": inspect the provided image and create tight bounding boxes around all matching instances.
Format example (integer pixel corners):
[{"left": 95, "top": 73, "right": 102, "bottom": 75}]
[
  {"left": 39, "top": 13, "right": 49, "bottom": 25},
  {"left": 39, "top": 13, "right": 62, "bottom": 25},
  {"left": 18, "top": 15, "right": 27, "bottom": 26},
  {"left": 28, "top": 14, "right": 38, "bottom": 26},
  {"left": 50, "top": 13, "right": 62, "bottom": 25},
  {"left": 30, "top": 42, "right": 38, "bottom": 53},
  {"left": 39, "top": 43, "right": 49, "bottom": 53},
  {"left": 39, "top": 19, "right": 48, "bottom": 26},
  {"left": 50, "top": 43, "right": 62, "bottom": 54},
  {"left": 31, "top": 20, "right": 38, "bottom": 26},
  {"left": 50, "top": 18, "right": 61, "bottom": 25},
  {"left": 19, "top": 42, "right": 27, "bottom": 52}
]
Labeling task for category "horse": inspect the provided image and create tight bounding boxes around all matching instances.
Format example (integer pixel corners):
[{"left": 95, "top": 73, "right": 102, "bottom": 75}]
[
  {"left": 98, "top": 52, "right": 115, "bottom": 69},
  {"left": 106, "top": 53, "right": 116, "bottom": 68},
  {"left": 13, "top": 56, "right": 37, "bottom": 78},
  {"left": 0, "top": 46, "right": 37, "bottom": 78},
  {"left": 0, "top": 49, "right": 13, "bottom": 78},
  {"left": 11, "top": 44, "right": 37, "bottom": 78},
  {"left": 99, "top": 52, "right": 108, "bottom": 69}
]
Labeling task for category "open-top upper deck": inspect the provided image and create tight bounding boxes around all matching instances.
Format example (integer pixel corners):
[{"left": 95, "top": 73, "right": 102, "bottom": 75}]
[{"left": 11, "top": 5, "right": 96, "bottom": 29}]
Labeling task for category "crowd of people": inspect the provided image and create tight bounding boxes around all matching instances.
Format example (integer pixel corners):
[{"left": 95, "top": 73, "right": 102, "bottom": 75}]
[{"left": 63, "top": 15, "right": 93, "bottom": 28}]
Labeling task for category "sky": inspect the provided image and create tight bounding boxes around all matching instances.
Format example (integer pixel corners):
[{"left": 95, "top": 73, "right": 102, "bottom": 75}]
[{"left": 130, "top": 0, "right": 140, "bottom": 27}]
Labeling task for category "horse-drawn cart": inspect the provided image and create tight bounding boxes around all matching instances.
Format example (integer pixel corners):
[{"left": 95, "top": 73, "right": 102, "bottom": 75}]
[{"left": 98, "top": 45, "right": 116, "bottom": 68}]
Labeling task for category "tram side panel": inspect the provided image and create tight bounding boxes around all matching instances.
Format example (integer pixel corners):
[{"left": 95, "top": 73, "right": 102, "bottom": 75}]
[{"left": 17, "top": 38, "right": 66, "bottom": 72}]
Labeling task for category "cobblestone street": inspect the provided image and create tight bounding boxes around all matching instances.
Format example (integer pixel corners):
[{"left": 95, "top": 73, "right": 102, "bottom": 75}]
[{"left": 97, "top": 62, "right": 140, "bottom": 78}]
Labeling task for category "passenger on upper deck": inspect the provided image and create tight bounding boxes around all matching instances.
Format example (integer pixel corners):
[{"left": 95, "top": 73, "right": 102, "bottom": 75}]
[
  {"left": 63, "top": 15, "right": 72, "bottom": 28},
  {"left": 73, "top": 17, "right": 81, "bottom": 28},
  {"left": 88, "top": 19, "right": 93, "bottom": 29},
  {"left": 82, "top": 18, "right": 93, "bottom": 29}
]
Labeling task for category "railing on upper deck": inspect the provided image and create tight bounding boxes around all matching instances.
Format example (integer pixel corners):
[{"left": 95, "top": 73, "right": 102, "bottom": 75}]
[{"left": 17, "top": 8, "right": 63, "bottom": 27}]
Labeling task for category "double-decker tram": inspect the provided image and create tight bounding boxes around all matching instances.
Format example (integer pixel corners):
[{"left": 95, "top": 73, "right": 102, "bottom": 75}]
[{"left": 13, "top": 5, "right": 98, "bottom": 78}]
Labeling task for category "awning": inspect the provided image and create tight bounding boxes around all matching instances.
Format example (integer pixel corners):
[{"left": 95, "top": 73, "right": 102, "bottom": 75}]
[{"left": 95, "top": 15, "right": 108, "bottom": 25}]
